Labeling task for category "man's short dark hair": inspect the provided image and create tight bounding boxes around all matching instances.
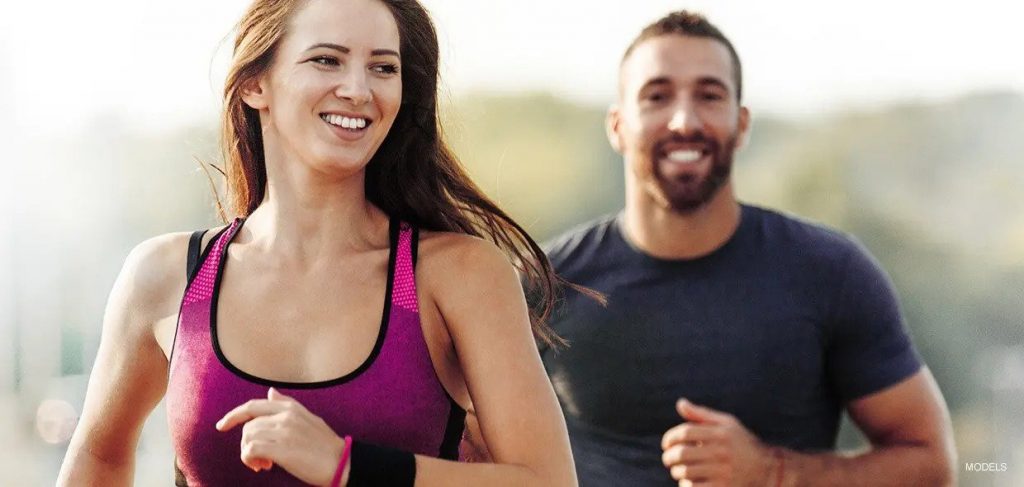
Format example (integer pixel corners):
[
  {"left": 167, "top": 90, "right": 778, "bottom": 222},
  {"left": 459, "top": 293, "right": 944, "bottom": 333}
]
[{"left": 621, "top": 11, "right": 743, "bottom": 101}]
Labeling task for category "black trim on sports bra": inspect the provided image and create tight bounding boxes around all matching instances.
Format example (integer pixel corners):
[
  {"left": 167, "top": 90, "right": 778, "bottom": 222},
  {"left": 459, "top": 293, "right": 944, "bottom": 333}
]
[
  {"left": 185, "top": 229, "right": 208, "bottom": 280},
  {"left": 208, "top": 217, "right": 399, "bottom": 389},
  {"left": 406, "top": 225, "right": 467, "bottom": 460},
  {"left": 411, "top": 225, "right": 419, "bottom": 267},
  {"left": 438, "top": 397, "right": 467, "bottom": 460},
  {"left": 184, "top": 226, "right": 229, "bottom": 288},
  {"left": 171, "top": 224, "right": 233, "bottom": 370},
  {"left": 173, "top": 224, "right": 231, "bottom": 487}
]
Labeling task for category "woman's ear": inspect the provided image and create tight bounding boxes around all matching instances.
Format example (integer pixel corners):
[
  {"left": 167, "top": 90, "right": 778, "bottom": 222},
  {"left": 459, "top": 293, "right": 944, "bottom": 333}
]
[{"left": 240, "top": 76, "right": 270, "bottom": 110}]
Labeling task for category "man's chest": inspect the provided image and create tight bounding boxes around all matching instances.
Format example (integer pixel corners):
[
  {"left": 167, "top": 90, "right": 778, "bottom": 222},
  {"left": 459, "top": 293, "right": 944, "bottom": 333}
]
[{"left": 544, "top": 269, "right": 833, "bottom": 434}]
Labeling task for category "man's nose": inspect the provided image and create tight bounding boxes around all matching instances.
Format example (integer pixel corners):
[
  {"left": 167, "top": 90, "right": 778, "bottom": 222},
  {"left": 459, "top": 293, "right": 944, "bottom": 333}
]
[{"left": 667, "top": 103, "right": 700, "bottom": 133}]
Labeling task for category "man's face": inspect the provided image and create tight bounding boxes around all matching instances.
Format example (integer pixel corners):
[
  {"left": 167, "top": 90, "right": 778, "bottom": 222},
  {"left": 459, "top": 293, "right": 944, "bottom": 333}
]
[{"left": 608, "top": 35, "right": 749, "bottom": 213}]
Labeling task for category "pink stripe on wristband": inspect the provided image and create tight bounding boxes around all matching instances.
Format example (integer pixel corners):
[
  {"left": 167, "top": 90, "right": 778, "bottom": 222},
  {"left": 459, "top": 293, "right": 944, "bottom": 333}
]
[{"left": 331, "top": 435, "right": 354, "bottom": 487}]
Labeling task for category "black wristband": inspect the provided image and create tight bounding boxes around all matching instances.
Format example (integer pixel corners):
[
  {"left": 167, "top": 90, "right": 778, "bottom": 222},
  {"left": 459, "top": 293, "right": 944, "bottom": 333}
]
[{"left": 347, "top": 441, "right": 417, "bottom": 487}]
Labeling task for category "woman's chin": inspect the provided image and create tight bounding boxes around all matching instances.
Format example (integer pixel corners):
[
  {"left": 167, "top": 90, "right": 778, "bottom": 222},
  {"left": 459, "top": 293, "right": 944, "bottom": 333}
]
[{"left": 315, "top": 157, "right": 372, "bottom": 180}]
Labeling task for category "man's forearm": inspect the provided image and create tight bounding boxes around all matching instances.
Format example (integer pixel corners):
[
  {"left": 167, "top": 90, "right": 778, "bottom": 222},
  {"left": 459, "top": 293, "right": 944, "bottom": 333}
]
[{"left": 774, "top": 443, "right": 955, "bottom": 487}]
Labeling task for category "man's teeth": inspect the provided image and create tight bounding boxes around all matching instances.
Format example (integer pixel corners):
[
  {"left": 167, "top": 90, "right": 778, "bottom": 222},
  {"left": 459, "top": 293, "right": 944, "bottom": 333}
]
[
  {"left": 666, "top": 149, "right": 703, "bottom": 163},
  {"left": 322, "top": 114, "right": 368, "bottom": 129}
]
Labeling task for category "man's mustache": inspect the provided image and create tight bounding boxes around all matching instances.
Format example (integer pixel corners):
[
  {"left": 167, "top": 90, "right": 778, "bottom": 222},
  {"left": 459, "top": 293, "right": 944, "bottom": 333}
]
[{"left": 653, "top": 132, "right": 720, "bottom": 155}]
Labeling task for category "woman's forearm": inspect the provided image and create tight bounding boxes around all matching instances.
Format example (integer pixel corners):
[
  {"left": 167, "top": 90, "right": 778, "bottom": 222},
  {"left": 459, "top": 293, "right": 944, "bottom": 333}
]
[{"left": 57, "top": 443, "right": 134, "bottom": 487}]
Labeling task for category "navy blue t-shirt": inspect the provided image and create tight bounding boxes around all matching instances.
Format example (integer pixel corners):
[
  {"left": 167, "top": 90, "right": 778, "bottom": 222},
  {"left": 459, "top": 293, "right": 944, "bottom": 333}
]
[{"left": 541, "top": 204, "right": 922, "bottom": 486}]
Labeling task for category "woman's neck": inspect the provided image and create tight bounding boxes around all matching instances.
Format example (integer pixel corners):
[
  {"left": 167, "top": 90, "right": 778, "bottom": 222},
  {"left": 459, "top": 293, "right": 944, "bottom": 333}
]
[{"left": 240, "top": 152, "right": 389, "bottom": 266}]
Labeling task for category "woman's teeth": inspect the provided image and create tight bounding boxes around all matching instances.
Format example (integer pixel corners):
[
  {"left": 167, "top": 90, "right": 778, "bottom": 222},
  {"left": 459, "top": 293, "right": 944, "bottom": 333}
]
[
  {"left": 666, "top": 149, "right": 703, "bottom": 163},
  {"left": 321, "top": 114, "right": 368, "bottom": 129}
]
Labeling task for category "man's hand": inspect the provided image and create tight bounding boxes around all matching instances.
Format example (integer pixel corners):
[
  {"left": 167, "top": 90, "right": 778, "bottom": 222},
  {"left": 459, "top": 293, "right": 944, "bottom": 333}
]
[{"left": 661, "top": 399, "right": 777, "bottom": 487}]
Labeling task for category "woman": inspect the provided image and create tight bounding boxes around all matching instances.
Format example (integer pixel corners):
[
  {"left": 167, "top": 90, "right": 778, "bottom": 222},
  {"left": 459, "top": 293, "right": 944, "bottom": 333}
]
[{"left": 56, "top": 0, "right": 577, "bottom": 485}]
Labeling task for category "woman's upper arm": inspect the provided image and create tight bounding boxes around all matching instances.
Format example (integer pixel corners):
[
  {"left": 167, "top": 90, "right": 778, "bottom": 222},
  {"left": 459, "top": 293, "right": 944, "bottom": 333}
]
[
  {"left": 58, "top": 233, "right": 188, "bottom": 483},
  {"left": 425, "top": 236, "right": 575, "bottom": 484}
]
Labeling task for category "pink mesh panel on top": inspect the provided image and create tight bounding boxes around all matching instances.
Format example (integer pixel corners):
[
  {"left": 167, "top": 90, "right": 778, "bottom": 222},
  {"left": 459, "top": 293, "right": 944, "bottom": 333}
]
[
  {"left": 392, "top": 223, "right": 419, "bottom": 313},
  {"left": 183, "top": 220, "right": 241, "bottom": 306}
]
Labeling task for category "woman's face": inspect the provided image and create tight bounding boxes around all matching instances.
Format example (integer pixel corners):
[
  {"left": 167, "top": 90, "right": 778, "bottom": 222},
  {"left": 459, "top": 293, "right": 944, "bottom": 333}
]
[{"left": 245, "top": 0, "right": 402, "bottom": 178}]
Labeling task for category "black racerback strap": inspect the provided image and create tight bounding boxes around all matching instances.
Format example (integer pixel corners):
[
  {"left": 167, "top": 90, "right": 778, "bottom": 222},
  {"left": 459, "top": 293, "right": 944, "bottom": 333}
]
[
  {"left": 186, "top": 229, "right": 209, "bottom": 280},
  {"left": 177, "top": 228, "right": 209, "bottom": 486}
]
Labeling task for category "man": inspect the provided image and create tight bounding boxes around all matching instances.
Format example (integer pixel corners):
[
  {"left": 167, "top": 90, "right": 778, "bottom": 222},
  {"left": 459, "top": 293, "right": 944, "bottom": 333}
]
[{"left": 541, "top": 11, "right": 956, "bottom": 486}]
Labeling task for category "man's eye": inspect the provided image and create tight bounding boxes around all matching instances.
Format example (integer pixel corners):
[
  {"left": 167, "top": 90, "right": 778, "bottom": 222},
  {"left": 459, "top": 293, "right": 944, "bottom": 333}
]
[
  {"left": 700, "top": 92, "right": 724, "bottom": 101},
  {"left": 644, "top": 92, "right": 667, "bottom": 103}
]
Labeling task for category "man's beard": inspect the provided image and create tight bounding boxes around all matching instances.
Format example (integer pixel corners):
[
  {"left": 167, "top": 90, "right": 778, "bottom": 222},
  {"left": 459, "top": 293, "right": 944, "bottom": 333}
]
[{"left": 648, "top": 130, "right": 739, "bottom": 213}]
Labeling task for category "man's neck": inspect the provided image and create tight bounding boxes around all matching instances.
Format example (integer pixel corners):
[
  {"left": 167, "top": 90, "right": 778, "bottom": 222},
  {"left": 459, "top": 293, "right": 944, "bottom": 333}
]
[{"left": 622, "top": 182, "right": 742, "bottom": 260}]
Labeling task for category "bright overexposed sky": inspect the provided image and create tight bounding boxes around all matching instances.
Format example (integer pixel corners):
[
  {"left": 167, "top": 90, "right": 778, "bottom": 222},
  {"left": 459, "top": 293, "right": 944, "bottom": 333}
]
[{"left": 2, "top": 0, "right": 1023, "bottom": 136}]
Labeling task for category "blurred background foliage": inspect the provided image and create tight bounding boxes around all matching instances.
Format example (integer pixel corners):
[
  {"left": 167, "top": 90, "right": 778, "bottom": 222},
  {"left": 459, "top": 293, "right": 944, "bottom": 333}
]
[{"left": 3, "top": 90, "right": 1023, "bottom": 485}]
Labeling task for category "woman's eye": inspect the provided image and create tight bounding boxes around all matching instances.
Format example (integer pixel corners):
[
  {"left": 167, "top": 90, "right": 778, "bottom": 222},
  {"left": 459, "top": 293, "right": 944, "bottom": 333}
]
[
  {"left": 310, "top": 56, "right": 339, "bottom": 66},
  {"left": 372, "top": 64, "right": 399, "bottom": 75}
]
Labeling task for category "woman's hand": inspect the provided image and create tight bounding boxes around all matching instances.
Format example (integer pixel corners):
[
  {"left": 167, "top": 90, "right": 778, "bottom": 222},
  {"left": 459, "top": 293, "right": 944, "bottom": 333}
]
[{"left": 216, "top": 388, "right": 347, "bottom": 486}]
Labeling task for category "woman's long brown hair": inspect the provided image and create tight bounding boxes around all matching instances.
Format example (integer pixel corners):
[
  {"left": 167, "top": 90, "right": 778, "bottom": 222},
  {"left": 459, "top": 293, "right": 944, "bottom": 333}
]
[{"left": 217, "top": 0, "right": 596, "bottom": 347}]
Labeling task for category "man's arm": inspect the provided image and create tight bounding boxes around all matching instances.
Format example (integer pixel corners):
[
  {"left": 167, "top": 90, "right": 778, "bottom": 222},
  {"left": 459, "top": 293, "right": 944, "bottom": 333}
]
[
  {"left": 660, "top": 368, "right": 955, "bottom": 487},
  {"left": 779, "top": 367, "right": 955, "bottom": 486}
]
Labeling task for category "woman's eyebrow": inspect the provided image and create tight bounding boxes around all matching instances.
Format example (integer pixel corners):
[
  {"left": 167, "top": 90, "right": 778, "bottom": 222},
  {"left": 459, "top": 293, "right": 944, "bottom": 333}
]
[{"left": 304, "top": 42, "right": 400, "bottom": 59}]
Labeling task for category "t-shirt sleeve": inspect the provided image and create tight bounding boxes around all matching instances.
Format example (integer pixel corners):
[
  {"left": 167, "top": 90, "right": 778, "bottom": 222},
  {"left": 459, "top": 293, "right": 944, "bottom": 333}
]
[{"left": 826, "top": 240, "right": 922, "bottom": 402}]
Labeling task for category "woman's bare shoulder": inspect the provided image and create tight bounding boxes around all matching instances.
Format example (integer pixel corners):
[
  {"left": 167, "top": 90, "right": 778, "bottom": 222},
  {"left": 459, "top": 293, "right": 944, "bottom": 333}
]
[
  {"left": 115, "top": 225, "right": 227, "bottom": 319},
  {"left": 417, "top": 230, "right": 514, "bottom": 275},
  {"left": 415, "top": 230, "right": 522, "bottom": 313}
]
